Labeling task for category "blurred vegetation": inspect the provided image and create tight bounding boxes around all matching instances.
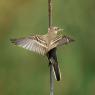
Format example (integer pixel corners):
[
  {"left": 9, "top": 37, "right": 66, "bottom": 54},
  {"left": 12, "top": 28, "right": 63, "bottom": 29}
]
[{"left": 0, "top": 0, "right": 95, "bottom": 95}]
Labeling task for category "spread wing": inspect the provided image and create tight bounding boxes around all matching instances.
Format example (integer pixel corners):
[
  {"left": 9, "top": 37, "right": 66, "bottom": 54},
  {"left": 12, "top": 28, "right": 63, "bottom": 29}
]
[
  {"left": 49, "top": 35, "right": 74, "bottom": 50},
  {"left": 10, "top": 35, "right": 48, "bottom": 55}
]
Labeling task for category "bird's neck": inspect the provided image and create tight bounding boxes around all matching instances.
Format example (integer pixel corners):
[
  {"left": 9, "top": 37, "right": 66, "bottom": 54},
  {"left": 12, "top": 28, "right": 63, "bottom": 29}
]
[
  {"left": 46, "top": 31, "right": 57, "bottom": 46},
  {"left": 48, "top": 31, "right": 57, "bottom": 39}
]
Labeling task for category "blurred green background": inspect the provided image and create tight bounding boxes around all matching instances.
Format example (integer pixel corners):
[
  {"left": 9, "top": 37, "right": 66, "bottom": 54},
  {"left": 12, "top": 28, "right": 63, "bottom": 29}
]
[{"left": 0, "top": 0, "right": 95, "bottom": 95}]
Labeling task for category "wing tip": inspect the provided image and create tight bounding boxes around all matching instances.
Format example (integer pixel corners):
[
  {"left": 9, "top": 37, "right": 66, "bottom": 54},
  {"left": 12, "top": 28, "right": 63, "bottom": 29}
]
[
  {"left": 63, "top": 36, "right": 75, "bottom": 43},
  {"left": 10, "top": 38, "right": 18, "bottom": 45}
]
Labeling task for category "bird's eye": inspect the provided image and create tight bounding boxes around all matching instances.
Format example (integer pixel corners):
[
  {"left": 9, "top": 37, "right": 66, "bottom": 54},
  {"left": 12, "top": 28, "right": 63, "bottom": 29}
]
[
  {"left": 57, "top": 27, "right": 59, "bottom": 30},
  {"left": 54, "top": 27, "right": 59, "bottom": 30}
]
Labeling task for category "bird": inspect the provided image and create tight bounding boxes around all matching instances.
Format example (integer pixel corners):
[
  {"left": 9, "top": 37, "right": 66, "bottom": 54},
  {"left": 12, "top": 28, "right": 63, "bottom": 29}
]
[{"left": 10, "top": 26, "right": 74, "bottom": 81}]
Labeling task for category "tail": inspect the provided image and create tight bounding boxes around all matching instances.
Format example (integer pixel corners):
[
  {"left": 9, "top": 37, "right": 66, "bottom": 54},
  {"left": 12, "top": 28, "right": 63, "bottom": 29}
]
[{"left": 50, "top": 58, "right": 61, "bottom": 81}]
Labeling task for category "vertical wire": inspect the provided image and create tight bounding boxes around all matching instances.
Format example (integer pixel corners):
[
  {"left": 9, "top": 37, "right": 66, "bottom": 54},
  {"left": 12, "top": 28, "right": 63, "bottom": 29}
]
[{"left": 48, "top": 0, "right": 54, "bottom": 95}]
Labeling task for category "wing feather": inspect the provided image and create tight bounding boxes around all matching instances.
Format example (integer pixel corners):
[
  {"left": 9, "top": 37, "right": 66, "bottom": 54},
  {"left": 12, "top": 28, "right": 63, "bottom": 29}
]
[
  {"left": 49, "top": 35, "right": 74, "bottom": 51},
  {"left": 10, "top": 36, "right": 48, "bottom": 55}
]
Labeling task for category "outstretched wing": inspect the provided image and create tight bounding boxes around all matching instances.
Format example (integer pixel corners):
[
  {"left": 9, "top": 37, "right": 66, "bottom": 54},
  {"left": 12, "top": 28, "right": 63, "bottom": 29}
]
[
  {"left": 49, "top": 35, "right": 74, "bottom": 50},
  {"left": 10, "top": 35, "right": 48, "bottom": 55}
]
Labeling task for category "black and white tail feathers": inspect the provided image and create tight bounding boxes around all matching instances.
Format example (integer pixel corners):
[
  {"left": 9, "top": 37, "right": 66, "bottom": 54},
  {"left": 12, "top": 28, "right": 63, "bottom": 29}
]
[
  {"left": 49, "top": 58, "right": 61, "bottom": 81},
  {"left": 48, "top": 48, "right": 61, "bottom": 81}
]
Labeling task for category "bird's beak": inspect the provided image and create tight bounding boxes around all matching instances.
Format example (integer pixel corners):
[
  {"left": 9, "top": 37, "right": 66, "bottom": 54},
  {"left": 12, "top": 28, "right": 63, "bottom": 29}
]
[{"left": 58, "top": 28, "right": 64, "bottom": 31}]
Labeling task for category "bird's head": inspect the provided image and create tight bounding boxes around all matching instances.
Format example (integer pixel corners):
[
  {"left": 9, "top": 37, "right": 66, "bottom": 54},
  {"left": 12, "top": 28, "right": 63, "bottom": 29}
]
[{"left": 48, "top": 26, "right": 64, "bottom": 34}]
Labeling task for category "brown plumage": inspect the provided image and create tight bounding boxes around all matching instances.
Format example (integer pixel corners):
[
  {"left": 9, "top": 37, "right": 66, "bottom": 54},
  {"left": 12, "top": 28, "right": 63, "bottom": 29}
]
[{"left": 10, "top": 26, "right": 74, "bottom": 81}]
